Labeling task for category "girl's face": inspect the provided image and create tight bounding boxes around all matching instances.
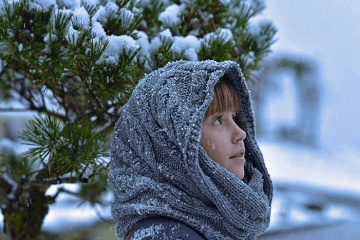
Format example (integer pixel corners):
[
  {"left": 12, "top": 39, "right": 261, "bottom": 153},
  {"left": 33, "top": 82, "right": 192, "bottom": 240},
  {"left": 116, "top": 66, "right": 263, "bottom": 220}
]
[{"left": 201, "top": 110, "right": 247, "bottom": 179}]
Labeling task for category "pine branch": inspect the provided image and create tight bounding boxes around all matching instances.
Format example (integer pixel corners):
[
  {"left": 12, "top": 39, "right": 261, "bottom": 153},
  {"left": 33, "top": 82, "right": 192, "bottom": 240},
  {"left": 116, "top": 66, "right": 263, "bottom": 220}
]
[
  {"left": 31, "top": 175, "right": 85, "bottom": 185},
  {"left": 51, "top": 186, "right": 80, "bottom": 199}
]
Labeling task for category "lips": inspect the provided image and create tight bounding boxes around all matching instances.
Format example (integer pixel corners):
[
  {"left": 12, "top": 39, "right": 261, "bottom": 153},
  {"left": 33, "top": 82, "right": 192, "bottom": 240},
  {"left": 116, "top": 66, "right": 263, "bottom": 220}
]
[{"left": 230, "top": 149, "right": 245, "bottom": 159}]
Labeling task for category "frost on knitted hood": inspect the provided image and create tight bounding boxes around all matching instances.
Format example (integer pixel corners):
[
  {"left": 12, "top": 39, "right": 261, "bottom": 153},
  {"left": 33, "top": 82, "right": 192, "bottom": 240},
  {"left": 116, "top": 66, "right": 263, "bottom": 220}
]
[{"left": 109, "top": 60, "right": 273, "bottom": 240}]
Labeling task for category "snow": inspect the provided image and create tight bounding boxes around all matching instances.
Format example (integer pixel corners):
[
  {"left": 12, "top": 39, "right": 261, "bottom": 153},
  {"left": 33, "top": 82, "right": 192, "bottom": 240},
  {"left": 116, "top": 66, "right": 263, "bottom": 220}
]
[
  {"left": 260, "top": 139, "right": 360, "bottom": 193},
  {"left": 229, "top": 0, "right": 252, "bottom": 16},
  {"left": 41, "top": 184, "right": 112, "bottom": 234},
  {"left": 17, "top": 43, "right": 23, "bottom": 52},
  {"left": 41, "top": 86, "right": 66, "bottom": 115},
  {"left": 268, "top": 187, "right": 359, "bottom": 232},
  {"left": 267, "top": 176, "right": 360, "bottom": 234},
  {"left": 248, "top": 15, "right": 274, "bottom": 36},
  {"left": 103, "top": 35, "right": 139, "bottom": 64},
  {"left": 0, "top": 0, "right": 18, "bottom": 11},
  {"left": 105, "top": 1, "right": 119, "bottom": 14},
  {"left": 132, "top": 223, "right": 164, "bottom": 240},
  {"left": 66, "top": 24, "right": 80, "bottom": 42},
  {"left": 82, "top": 0, "right": 99, "bottom": 6},
  {"left": 242, "top": 50, "right": 255, "bottom": 66},
  {"left": 147, "top": 29, "right": 201, "bottom": 61},
  {"left": 173, "top": 35, "right": 201, "bottom": 61},
  {"left": 44, "top": 32, "right": 57, "bottom": 42},
  {"left": 2, "top": 0, "right": 208, "bottom": 66},
  {"left": 73, "top": 6, "right": 90, "bottom": 27},
  {"left": 91, "top": 21, "right": 106, "bottom": 37},
  {"left": 219, "top": 0, "right": 231, "bottom": 5},
  {"left": 259, "top": 139, "right": 360, "bottom": 233},
  {"left": 56, "top": 0, "right": 81, "bottom": 10},
  {"left": 92, "top": 5, "right": 107, "bottom": 23},
  {"left": 158, "top": 4, "right": 185, "bottom": 26},
  {"left": 134, "top": 30, "right": 150, "bottom": 60},
  {"left": 0, "top": 91, "right": 28, "bottom": 109},
  {"left": 57, "top": 7, "right": 73, "bottom": 16},
  {"left": 202, "top": 28, "right": 233, "bottom": 46},
  {"left": 119, "top": 7, "right": 135, "bottom": 28},
  {"left": 32, "top": 0, "right": 56, "bottom": 12},
  {"left": 149, "top": 29, "right": 172, "bottom": 51},
  {"left": 132, "top": 6, "right": 141, "bottom": 15}
]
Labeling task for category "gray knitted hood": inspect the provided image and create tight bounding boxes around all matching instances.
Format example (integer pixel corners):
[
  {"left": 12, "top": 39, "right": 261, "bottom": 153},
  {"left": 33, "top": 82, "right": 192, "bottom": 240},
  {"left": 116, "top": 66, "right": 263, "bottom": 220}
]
[{"left": 109, "top": 60, "right": 273, "bottom": 240}]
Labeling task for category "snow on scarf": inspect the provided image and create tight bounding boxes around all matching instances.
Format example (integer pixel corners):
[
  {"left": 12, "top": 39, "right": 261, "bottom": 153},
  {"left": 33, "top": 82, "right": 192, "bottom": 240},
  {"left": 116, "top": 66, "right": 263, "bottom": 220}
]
[{"left": 108, "top": 60, "right": 273, "bottom": 240}]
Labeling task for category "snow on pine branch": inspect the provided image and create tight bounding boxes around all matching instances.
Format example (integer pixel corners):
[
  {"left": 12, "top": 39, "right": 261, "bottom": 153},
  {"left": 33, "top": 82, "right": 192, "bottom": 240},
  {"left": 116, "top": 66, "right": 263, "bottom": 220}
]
[
  {"left": 103, "top": 35, "right": 140, "bottom": 64},
  {"left": 158, "top": 3, "right": 185, "bottom": 26},
  {"left": 1, "top": 0, "right": 275, "bottom": 68}
]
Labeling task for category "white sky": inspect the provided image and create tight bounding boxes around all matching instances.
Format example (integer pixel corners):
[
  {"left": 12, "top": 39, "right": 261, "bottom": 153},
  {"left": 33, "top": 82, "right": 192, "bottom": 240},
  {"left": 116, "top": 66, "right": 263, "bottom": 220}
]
[{"left": 261, "top": 0, "right": 360, "bottom": 149}]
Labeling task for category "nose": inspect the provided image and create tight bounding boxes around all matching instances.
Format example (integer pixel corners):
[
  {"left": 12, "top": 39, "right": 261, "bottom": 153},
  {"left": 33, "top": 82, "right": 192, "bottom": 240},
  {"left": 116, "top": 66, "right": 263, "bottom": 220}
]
[{"left": 232, "top": 123, "right": 246, "bottom": 143}]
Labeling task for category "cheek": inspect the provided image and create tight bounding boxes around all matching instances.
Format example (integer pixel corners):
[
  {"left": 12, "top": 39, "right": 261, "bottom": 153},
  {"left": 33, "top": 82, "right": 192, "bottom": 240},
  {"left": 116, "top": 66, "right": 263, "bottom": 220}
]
[
  {"left": 201, "top": 125, "right": 208, "bottom": 143},
  {"left": 202, "top": 137, "right": 219, "bottom": 157},
  {"left": 200, "top": 135, "right": 210, "bottom": 148}
]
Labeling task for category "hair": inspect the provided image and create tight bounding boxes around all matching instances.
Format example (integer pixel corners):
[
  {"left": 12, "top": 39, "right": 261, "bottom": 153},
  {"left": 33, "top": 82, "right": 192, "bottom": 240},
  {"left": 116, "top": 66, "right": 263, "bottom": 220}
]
[
  {"left": 124, "top": 225, "right": 134, "bottom": 240},
  {"left": 204, "top": 77, "right": 240, "bottom": 118}
]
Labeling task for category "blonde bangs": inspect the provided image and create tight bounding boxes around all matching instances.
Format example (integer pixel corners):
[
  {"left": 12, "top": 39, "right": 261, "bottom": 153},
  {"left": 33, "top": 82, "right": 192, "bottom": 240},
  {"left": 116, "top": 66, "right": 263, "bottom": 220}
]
[{"left": 205, "top": 78, "right": 240, "bottom": 117}]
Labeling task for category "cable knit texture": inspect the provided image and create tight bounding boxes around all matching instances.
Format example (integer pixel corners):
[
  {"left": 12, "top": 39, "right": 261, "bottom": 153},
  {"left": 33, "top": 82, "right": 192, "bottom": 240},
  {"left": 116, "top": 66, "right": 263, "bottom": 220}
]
[{"left": 108, "top": 60, "right": 273, "bottom": 240}]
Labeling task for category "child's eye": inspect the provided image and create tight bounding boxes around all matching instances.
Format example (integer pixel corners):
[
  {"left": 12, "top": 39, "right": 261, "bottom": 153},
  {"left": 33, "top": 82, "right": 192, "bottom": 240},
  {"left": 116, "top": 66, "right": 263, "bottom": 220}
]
[
  {"left": 213, "top": 116, "right": 222, "bottom": 125},
  {"left": 213, "top": 114, "right": 236, "bottom": 125}
]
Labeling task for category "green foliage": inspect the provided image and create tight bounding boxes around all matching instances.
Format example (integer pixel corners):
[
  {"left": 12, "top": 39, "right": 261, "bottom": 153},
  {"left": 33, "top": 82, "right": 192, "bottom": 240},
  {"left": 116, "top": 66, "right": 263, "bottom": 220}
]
[
  {"left": 0, "top": 147, "right": 34, "bottom": 180},
  {"left": 180, "top": 0, "right": 229, "bottom": 36},
  {"left": 21, "top": 115, "right": 62, "bottom": 167},
  {"left": 145, "top": 35, "right": 175, "bottom": 71},
  {"left": 89, "top": 48, "right": 142, "bottom": 110},
  {"left": 52, "top": 120, "right": 109, "bottom": 175},
  {"left": 140, "top": 0, "right": 166, "bottom": 39},
  {"left": 21, "top": 115, "right": 109, "bottom": 176},
  {"left": 198, "top": 29, "right": 234, "bottom": 62},
  {"left": 231, "top": 0, "right": 265, "bottom": 28},
  {"left": 0, "top": 0, "right": 53, "bottom": 99},
  {"left": 100, "top": 0, "right": 142, "bottom": 39}
]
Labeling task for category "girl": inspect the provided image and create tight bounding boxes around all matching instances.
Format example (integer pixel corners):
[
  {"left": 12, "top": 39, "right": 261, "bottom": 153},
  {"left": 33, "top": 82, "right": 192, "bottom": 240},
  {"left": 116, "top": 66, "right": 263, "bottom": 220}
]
[{"left": 108, "top": 60, "right": 272, "bottom": 240}]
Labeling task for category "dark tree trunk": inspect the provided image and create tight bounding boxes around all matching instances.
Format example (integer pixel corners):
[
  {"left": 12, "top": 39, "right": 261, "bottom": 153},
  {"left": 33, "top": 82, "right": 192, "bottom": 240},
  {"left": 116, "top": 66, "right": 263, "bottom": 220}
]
[{"left": 3, "top": 186, "right": 53, "bottom": 240}]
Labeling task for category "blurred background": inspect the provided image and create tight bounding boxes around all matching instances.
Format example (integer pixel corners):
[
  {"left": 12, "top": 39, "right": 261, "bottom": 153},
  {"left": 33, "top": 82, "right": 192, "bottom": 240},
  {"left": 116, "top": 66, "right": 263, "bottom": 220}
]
[
  {"left": 1, "top": 0, "right": 360, "bottom": 239},
  {"left": 250, "top": 0, "right": 360, "bottom": 193},
  {"left": 254, "top": 0, "right": 360, "bottom": 238}
]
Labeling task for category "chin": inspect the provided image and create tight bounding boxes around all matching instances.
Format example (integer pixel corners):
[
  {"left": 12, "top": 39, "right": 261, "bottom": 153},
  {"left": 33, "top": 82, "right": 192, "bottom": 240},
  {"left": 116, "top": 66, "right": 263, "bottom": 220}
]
[{"left": 235, "top": 172, "right": 244, "bottom": 180}]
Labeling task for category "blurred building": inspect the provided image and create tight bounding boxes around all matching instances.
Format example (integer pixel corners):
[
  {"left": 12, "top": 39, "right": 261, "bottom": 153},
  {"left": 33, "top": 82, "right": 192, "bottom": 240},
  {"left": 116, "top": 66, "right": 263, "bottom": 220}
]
[{"left": 248, "top": 53, "right": 322, "bottom": 147}]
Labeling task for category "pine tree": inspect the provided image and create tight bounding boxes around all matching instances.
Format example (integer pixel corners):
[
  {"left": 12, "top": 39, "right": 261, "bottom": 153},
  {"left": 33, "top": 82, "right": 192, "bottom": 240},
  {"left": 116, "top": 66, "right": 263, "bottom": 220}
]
[{"left": 0, "top": 0, "right": 276, "bottom": 238}]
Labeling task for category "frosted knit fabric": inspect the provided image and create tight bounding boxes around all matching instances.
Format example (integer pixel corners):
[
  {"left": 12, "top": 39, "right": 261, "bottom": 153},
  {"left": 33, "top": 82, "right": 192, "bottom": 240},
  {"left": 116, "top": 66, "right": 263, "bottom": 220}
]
[{"left": 109, "top": 60, "right": 273, "bottom": 240}]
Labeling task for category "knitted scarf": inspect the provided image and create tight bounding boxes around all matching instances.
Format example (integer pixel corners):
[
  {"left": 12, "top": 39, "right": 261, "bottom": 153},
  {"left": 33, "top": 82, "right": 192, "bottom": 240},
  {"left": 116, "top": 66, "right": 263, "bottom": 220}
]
[{"left": 108, "top": 60, "right": 273, "bottom": 240}]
